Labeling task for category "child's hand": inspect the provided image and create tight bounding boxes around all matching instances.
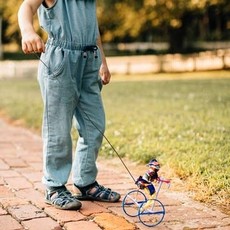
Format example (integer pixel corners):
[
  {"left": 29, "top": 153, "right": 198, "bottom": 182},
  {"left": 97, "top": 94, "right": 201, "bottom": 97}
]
[
  {"left": 99, "top": 62, "right": 111, "bottom": 85},
  {"left": 21, "top": 32, "right": 45, "bottom": 54}
]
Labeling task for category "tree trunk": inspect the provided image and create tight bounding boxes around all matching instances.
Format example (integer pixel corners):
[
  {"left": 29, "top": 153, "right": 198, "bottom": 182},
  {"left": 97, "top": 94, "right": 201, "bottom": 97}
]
[
  {"left": 0, "top": 17, "right": 3, "bottom": 60},
  {"left": 168, "top": 27, "right": 185, "bottom": 53}
]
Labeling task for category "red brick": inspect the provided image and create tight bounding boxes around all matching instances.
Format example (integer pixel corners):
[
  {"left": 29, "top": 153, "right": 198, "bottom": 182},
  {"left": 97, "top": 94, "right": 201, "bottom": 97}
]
[
  {"left": 33, "top": 181, "right": 45, "bottom": 192},
  {"left": 0, "top": 215, "right": 23, "bottom": 230},
  {"left": 0, "top": 206, "right": 7, "bottom": 215},
  {"left": 22, "top": 217, "right": 62, "bottom": 230},
  {"left": 44, "top": 206, "right": 85, "bottom": 224},
  {"left": 13, "top": 167, "right": 34, "bottom": 174},
  {"left": 94, "top": 200, "right": 122, "bottom": 209},
  {"left": 0, "top": 170, "right": 21, "bottom": 178},
  {"left": 64, "top": 221, "right": 102, "bottom": 230},
  {"left": 0, "top": 159, "right": 10, "bottom": 170},
  {"left": 108, "top": 206, "right": 126, "bottom": 218},
  {"left": 4, "top": 177, "right": 33, "bottom": 190},
  {"left": 0, "top": 143, "right": 17, "bottom": 157},
  {"left": 0, "top": 197, "right": 28, "bottom": 209},
  {"left": 23, "top": 154, "right": 42, "bottom": 163},
  {"left": 18, "top": 141, "right": 42, "bottom": 153},
  {"left": 135, "top": 221, "right": 168, "bottom": 230},
  {"left": 28, "top": 162, "right": 42, "bottom": 171},
  {"left": 8, "top": 204, "right": 46, "bottom": 221},
  {"left": 0, "top": 142, "right": 14, "bottom": 149},
  {"left": 159, "top": 196, "right": 181, "bottom": 206},
  {"left": 165, "top": 205, "right": 214, "bottom": 222},
  {"left": 0, "top": 177, "right": 4, "bottom": 185},
  {"left": 0, "top": 185, "right": 15, "bottom": 198},
  {"left": 94, "top": 213, "right": 136, "bottom": 230},
  {"left": 20, "top": 171, "right": 42, "bottom": 183},
  {"left": 15, "top": 188, "right": 44, "bottom": 206},
  {"left": 16, "top": 145, "right": 41, "bottom": 155},
  {"left": 165, "top": 217, "right": 230, "bottom": 230},
  {"left": 15, "top": 188, "right": 43, "bottom": 199},
  {"left": 79, "top": 201, "right": 110, "bottom": 216},
  {"left": 109, "top": 207, "right": 141, "bottom": 229},
  {"left": 3, "top": 158, "right": 28, "bottom": 168}
]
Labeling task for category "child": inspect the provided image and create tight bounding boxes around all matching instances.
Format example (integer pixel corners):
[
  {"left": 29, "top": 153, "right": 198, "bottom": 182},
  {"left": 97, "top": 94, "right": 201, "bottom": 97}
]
[
  {"left": 136, "top": 159, "right": 160, "bottom": 196},
  {"left": 18, "top": 0, "right": 120, "bottom": 210}
]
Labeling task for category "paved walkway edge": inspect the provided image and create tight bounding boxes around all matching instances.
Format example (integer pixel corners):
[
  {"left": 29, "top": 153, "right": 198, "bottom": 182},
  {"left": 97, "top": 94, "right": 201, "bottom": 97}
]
[{"left": 0, "top": 119, "right": 229, "bottom": 230}]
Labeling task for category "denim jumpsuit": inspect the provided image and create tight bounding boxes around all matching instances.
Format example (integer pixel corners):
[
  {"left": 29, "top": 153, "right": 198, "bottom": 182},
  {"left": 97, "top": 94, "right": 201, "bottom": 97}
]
[{"left": 37, "top": 0, "right": 105, "bottom": 188}]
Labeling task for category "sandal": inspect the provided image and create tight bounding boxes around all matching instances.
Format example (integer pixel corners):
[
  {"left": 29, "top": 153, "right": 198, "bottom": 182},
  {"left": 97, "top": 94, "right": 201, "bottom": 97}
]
[
  {"left": 45, "top": 186, "right": 82, "bottom": 210},
  {"left": 74, "top": 181, "right": 120, "bottom": 202}
]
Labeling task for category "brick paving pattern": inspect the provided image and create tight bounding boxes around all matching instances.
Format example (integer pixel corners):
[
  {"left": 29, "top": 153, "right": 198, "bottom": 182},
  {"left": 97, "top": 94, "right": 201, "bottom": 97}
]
[{"left": 0, "top": 119, "right": 229, "bottom": 230}]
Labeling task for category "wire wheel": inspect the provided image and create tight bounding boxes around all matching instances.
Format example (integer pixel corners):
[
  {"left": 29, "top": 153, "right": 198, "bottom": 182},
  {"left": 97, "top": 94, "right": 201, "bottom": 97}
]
[
  {"left": 138, "top": 198, "right": 165, "bottom": 227},
  {"left": 122, "top": 190, "right": 147, "bottom": 217}
]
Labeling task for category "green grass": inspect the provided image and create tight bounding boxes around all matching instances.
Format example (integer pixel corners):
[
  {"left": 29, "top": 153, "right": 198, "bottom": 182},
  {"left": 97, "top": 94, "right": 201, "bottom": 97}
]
[
  {"left": 0, "top": 72, "right": 229, "bottom": 210},
  {"left": 0, "top": 77, "right": 43, "bottom": 130}
]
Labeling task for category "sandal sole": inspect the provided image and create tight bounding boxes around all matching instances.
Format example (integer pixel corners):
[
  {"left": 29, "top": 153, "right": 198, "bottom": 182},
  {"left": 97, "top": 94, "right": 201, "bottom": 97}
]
[
  {"left": 45, "top": 199, "right": 82, "bottom": 210},
  {"left": 75, "top": 195, "right": 120, "bottom": 202}
]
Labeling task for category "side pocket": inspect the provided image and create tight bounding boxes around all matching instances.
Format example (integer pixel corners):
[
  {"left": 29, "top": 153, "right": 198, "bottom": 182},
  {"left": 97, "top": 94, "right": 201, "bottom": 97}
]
[
  {"left": 97, "top": 49, "right": 103, "bottom": 91},
  {"left": 97, "top": 48, "right": 102, "bottom": 69},
  {"left": 98, "top": 78, "right": 103, "bottom": 91}
]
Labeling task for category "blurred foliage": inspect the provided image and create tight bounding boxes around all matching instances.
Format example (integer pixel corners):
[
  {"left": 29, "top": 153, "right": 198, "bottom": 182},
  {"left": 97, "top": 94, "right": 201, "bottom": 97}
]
[
  {"left": 97, "top": 0, "right": 230, "bottom": 52},
  {"left": 1, "top": 0, "right": 230, "bottom": 53}
]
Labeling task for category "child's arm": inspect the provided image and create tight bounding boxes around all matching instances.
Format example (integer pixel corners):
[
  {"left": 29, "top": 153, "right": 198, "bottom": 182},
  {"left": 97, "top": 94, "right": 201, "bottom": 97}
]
[
  {"left": 97, "top": 34, "right": 111, "bottom": 85},
  {"left": 18, "top": 0, "right": 45, "bottom": 54}
]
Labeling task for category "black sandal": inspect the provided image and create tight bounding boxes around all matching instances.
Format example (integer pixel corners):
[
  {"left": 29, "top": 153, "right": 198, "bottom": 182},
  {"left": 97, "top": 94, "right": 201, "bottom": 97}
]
[
  {"left": 74, "top": 181, "right": 120, "bottom": 202},
  {"left": 45, "top": 186, "right": 82, "bottom": 210}
]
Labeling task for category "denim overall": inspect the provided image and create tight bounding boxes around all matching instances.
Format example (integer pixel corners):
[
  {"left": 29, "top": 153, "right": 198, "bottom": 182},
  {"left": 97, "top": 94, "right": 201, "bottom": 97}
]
[{"left": 37, "top": 0, "right": 104, "bottom": 188}]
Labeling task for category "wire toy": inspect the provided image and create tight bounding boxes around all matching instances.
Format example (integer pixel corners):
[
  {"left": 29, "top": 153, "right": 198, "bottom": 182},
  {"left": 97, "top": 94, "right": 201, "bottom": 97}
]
[{"left": 122, "top": 159, "right": 171, "bottom": 227}]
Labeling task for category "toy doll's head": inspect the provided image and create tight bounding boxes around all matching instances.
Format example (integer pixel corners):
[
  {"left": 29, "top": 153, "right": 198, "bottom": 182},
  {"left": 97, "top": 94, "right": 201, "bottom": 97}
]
[{"left": 147, "top": 159, "right": 160, "bottom": 172}]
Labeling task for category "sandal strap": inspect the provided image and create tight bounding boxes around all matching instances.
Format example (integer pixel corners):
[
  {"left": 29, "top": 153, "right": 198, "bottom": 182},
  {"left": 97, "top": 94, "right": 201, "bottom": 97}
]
[
  {"left": 87, "top": 185, "right": 114, "bottom": 200},
  {"left": 48, "top": 188, "right": 78, "bottom": 207},
  {"left": 77, "top": 181, "right": 98, "bottom": 195},
  {"left": 75, "top": 181, "right": 120, "bottom": 202}
]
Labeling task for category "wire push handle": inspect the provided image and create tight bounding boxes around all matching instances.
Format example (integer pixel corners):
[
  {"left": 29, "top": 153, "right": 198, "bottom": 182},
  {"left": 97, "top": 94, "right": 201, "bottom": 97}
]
[
  {"left": 158, "top": 177, "right": 170, "bottom": 183},
  {"left": 157, "top": 177, "right": 171, "bottom": 189}
]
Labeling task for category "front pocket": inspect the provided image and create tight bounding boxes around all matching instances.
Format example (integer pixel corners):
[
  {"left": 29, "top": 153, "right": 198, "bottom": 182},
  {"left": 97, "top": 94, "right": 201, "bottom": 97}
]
[{"left": 46, "top": 46, "right": 66, "bottom": 78}]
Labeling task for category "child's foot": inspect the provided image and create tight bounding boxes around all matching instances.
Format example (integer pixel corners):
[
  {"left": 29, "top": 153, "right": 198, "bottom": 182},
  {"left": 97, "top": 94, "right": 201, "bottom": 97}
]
[
  {"left": 45, "top": 186, "right": 82, "bottom": 210},
  {"left": 74, "top": 181, "right": 120, "bottom": 202}
]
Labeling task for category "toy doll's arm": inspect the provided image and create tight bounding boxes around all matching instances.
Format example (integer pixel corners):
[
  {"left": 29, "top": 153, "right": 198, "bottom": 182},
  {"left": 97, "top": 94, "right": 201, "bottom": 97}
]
[
  {"left": 142, "top": 173, "right": 151, "bottom": 182},
  {"left": 136, "top": 176, "right": 151, "bottom": 189}
]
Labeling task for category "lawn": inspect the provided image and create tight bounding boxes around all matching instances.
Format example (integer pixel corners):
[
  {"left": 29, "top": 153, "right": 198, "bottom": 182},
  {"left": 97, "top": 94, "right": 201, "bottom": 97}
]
[{"left": 0, "top": 71, "right": 229, "bottom": 211}]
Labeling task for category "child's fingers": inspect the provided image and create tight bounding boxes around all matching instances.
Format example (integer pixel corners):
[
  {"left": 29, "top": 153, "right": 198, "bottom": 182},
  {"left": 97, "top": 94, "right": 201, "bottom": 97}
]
[
  {"left": 37, "top": 39, "right": 45, "bottom": 53},
  {"left": 22, "top": 41, "right": 28, "bottom": 54},
  {"left": 32, "top": 42, "right": 38, "bottom": 53},
  {"left": 31, "top": 37, "right": 44, "bottom": 53},
  {"left": 22, "top": 40, "right": 33, "bottom": 54},
  {"left": 21, "top": 35, "right": 45, "bottom": 54}
]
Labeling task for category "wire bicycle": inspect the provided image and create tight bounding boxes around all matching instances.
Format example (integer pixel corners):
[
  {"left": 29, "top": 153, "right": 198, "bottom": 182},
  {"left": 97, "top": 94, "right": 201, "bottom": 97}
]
[{"left": 122, "top": 177, "right": 170, "bottom": 227}]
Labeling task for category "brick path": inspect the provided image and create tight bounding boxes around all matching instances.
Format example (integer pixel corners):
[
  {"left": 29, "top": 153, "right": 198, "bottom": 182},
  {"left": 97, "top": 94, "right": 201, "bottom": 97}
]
[{"left": 0, "top": 118, "right": 229, "bottom": 230}]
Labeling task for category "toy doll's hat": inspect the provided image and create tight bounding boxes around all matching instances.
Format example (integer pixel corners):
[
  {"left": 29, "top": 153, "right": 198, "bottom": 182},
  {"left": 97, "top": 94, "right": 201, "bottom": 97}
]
[{"left": 147, "top": 159, "right": 160, "bottom": 170}]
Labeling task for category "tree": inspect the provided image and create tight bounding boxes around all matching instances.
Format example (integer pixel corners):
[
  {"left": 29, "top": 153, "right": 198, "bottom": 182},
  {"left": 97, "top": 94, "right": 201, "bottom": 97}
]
[
  {"left": 1, "top": 0, "right": 230, "bottom": 54},
  {"left": 0, "top": 0, "right": 6, "bottom": 59},
  {"left": 98, "top": 0, "right": 230, "bottom": 53}
]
